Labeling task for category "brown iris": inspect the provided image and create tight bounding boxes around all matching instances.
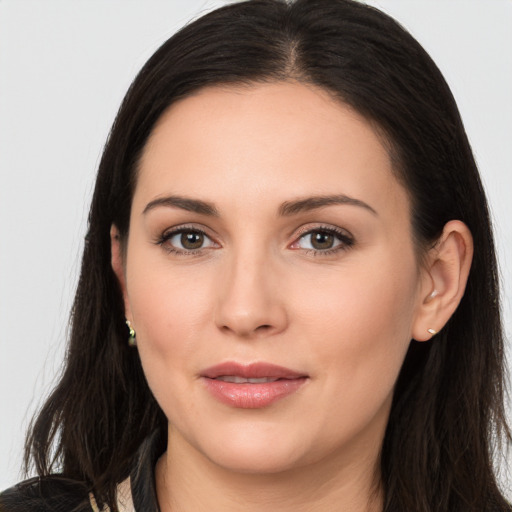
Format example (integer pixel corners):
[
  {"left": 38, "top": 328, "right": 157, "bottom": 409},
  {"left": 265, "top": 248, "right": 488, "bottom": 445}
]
[
  {"left": 181, "top": 231, "right": 204, "bottom": 250},
  {"left": 310, "top": 231, "right": 335, "bottom": 250}
]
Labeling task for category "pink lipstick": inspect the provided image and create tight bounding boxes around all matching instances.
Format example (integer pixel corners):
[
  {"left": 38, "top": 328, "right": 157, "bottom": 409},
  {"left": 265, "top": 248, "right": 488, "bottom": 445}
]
[{"left": 201, "top": 362, "right": 308, "bottom": 408}]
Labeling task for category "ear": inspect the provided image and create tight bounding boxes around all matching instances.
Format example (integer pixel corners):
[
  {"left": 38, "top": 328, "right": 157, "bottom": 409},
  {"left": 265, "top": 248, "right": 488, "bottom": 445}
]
[
  {"left": 412, "top": 220, "right": 473, "bottom": 341},
  {"left": 110, "top": 224, "right": 132, "bottom": 321}
]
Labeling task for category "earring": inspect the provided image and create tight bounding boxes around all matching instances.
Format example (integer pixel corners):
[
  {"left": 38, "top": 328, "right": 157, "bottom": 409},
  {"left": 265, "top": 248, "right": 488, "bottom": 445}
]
[
  {"left": 427, "top": 328, "right": 437, "bottom": 335},
  {"left": 126, "top": 320, "right": 137, "bottom": 347}
]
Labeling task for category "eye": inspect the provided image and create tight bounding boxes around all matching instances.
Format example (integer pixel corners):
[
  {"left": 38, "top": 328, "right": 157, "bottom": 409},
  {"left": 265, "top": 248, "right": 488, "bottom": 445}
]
[
  {"left": 302, "top": 231, "right": 337, "bottom": 250},
  {"left": 158, "top": 227, "right": 217, "bottom": 254},
  {"left": 171, "top": 231, "right": 207, "bottom": 250},
  {"left": 291, "top": 227, "right": 354, "bottom": 254}
]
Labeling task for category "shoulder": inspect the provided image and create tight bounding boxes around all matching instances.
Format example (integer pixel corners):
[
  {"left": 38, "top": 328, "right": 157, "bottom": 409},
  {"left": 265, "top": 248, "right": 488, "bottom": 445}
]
[{"left": 0, "top": 476, "right": 92, "bottom": 512}]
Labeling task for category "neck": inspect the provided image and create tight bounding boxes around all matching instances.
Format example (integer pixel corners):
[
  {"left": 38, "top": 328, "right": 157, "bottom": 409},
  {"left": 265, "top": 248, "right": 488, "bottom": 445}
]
[{"left": 156, "top": 429, "right": 384, "bottom": 512}]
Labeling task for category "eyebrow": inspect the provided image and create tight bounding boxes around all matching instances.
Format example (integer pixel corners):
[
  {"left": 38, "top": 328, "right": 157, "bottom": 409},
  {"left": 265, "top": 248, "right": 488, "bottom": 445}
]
[
  {"left": 278, "top": 194, "right": 378, "bottom": 216},
  {"left": 143, "top": 196, "right": 219, "bottom": 216},
  {"left": 143, "top": 193, "right": 377, "bottom": 217}
]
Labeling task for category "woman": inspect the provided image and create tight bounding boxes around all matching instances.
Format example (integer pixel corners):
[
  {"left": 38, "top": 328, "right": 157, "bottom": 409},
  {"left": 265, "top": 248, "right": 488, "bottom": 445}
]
[{"left": 1, "top": 0, "right": 510, "bottom": 510}]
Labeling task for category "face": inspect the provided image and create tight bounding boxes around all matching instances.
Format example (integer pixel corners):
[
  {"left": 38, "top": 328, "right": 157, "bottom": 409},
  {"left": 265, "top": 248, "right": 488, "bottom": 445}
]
[{"left": 116, "top": 81, "right": 429, "bottom": 475}]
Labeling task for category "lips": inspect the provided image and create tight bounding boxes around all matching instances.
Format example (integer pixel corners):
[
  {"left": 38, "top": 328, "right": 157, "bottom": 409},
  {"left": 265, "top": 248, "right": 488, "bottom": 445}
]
[
  {"left": 215, "top": 376, "right": 280, "bottom": 383},
  {"left": 201, "top": 362, "right": 308, "bottom": 409}
]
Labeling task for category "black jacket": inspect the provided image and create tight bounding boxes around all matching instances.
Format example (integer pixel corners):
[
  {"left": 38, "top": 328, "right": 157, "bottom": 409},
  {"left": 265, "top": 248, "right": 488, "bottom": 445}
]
[{"left": 0, "top": 431, "right": 161, "bottom": 512}]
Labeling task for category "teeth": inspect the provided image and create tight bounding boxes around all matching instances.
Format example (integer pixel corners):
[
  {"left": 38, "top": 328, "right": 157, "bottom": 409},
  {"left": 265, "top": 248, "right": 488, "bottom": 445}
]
[{"left": 216, "top": 376, "right": 279, "bottom": 384}]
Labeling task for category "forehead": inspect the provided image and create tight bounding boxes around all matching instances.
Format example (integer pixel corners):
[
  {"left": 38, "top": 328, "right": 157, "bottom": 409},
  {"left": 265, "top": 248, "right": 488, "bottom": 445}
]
[{"left": 135, "top": 81, "right": 409, "bottom": 220}]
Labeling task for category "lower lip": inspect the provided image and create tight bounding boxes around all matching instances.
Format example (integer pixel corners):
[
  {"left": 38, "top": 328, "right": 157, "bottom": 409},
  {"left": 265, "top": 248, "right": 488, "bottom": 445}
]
[{"left": 202, "top": 377, "right": 308, "bottom": 408}]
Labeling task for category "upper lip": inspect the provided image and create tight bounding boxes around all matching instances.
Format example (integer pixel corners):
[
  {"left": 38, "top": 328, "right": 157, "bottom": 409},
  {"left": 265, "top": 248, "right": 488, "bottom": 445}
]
[{"left": 201, "top": 362, "right": 307, "bottom": 380}]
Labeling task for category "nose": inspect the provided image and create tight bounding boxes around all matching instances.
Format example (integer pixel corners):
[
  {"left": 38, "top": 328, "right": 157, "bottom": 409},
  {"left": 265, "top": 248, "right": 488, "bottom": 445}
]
[{"left": 214, "top": 249, "right": 288, "bottom": 339}]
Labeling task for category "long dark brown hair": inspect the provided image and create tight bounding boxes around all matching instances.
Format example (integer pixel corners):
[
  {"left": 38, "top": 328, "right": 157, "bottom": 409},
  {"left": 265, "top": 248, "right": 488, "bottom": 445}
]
[{"left": 22, "top": 0, "right": 510, "bottom": 510}]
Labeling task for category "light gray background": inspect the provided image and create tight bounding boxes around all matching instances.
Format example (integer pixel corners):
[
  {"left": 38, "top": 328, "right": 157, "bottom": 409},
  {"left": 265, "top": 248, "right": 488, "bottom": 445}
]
[{"left": 1, "top": 0, "right": 511, "bottom": 497}]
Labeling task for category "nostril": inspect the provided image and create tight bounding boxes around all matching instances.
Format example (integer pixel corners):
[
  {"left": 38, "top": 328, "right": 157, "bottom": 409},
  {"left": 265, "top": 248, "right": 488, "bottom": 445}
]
[{"left": 220, "top": 323, "right": 275, "bottom": 337}]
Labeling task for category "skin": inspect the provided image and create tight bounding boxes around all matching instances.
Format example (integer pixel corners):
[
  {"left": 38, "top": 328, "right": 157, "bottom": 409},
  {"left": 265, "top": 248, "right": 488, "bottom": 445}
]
[{"left": 111, "top": 81, "right": 473, "bottom": 512}]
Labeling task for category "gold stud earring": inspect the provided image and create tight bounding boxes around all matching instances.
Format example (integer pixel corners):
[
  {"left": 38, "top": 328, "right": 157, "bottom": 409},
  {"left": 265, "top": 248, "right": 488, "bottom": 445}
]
[
  {"left": 126, "top": 320, "right": 137, "bottom": 347},
  {"left": 427, "top": 328, "right": 437, "bottom": 335}
]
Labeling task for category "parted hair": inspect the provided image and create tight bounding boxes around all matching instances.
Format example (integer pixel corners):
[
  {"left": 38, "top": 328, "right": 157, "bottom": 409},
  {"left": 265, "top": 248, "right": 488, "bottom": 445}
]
[{"left": 24, "top": 0, "right": 510, "bottom": 510}]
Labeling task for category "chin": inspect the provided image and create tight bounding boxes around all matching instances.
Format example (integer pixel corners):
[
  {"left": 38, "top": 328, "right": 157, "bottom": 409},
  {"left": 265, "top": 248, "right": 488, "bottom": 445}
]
[
  {"left": 189, "top": 422, "right": 312, "bottom": 475},
  {"left": 206, "top": 444, "right": 305, "bottom": 475}
]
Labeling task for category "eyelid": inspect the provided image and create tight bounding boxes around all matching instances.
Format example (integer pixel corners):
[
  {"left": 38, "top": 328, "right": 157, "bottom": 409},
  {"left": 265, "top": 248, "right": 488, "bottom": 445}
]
[
  {"left": 292, "top": 223, "right": 352, "bottom": 238},
  {"left": 160, "top": 223, "right": 213, "bottom": 239}
]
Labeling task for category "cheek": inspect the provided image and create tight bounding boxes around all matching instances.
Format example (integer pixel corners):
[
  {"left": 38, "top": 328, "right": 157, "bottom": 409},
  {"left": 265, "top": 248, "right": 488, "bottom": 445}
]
[
  {"left": 124, "top": 255, "right": 216, "bottom": 400},
  {"left": 128, "top": 282, "right": 208, "bottom": 423},
  {"left": 295, "top": 252, "right": 418, "bottom": 337},
  {"left": 292, "top": 252, "right": 419, "bottom": 397},
  {"left": 126, "top": 234, "right": 212, "bottom": 332}
]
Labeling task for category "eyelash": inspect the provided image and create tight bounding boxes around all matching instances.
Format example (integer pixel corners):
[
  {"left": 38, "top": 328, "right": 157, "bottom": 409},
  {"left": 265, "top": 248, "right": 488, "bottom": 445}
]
[{"left": 155, "top": 224, "right": 355, "bottom": 257}]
